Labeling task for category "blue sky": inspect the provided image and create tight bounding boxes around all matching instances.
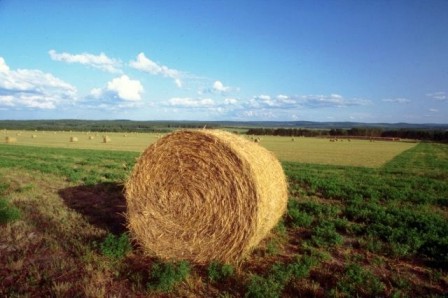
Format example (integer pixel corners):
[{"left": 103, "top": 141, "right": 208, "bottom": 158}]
[{"left": 0, "top": 0, "right": 447, "bottom": 123}]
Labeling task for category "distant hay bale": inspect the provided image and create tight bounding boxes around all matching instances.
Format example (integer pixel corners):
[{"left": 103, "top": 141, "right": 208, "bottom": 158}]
[
  {"left": 125, "top": 129, "right": 288, "bottom": 264},
  {"left": 103, "top": 136, "right": 111, "bottom": 143},
  {"left": 291, "top": 137, "right": 295, "bottom": 141},
  {"left": 88, "top": 136, "right": 95, "bottom": 140},
  {"left": 5, "top": 136, "right": 17, "bottom": 143},
  {"left": 70, "top": 136, "right": 78, "bottom": 142},
  {"left": 31, "top": 134, "right": 37, "bottom": 138}
]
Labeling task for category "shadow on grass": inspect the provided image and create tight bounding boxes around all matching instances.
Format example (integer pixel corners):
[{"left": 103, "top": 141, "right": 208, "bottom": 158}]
[{"left": 58, "top": 183, "right": 127, "bottom": 234}]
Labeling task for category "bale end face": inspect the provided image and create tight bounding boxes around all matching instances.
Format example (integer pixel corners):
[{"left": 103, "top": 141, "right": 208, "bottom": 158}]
[{"left": 125, "top": 129, "right": 288, "bottom": 264}]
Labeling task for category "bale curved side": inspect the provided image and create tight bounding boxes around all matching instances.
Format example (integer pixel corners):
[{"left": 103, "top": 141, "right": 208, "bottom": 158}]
[{"left": 125, "top": 129, "right": 287, "bottom": 264}]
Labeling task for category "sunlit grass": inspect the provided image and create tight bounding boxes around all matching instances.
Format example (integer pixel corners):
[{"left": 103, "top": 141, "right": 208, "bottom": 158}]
[
  {"left": 260, "top": 135, "right": 417, "bottom": 167},
  {"left": 2, "top": 130, "right": 417, "bottom": 167}
]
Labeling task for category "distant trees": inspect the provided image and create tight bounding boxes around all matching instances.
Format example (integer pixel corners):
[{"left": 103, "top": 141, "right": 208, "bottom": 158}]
[
  {"left": 247, "top": 127, "right": 448, "bottom": 142},
  {"left": 246, "top": 128, "right": 326, "bottom": 137}
]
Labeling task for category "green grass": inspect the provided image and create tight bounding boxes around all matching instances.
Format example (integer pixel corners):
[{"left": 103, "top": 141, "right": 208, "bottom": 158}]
[
  {"left": 331, "top": 263, "right": 385, "bottom": 297},
  {"left": 0, "top": 144, "right": 138, "bottom": 185},
  {"left": 245, "top": 255, "right": 319, "bottom": 298},
  {"left": 0, "top": 197, "right": 20, "bottom": 224},
  {"left": 98, "top": 233, "right": 132, "bottom": 261},
  {"left": 0, "top": 141, "right": 447, "bottom": 296},
  {"left": 207, "top": 261, "right": 234, "bottom": 283},
  {"left": 148, "top": 260, "right": 191, "bottom": 293},
  {"left": 0, "top": 180, "right": 20, "bottom": 224}
]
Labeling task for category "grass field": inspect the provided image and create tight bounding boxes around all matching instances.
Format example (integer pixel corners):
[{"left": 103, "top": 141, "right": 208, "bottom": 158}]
[
  {"left": 2, "top": 129, "right": 417, "bottom": 167},
  {"left": 0, "top": 132, "right": 447, "bottom": 297}
]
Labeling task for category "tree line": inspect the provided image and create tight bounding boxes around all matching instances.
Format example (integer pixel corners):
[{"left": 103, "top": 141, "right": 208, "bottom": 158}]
[{"left": 246, "top": 127, "right": 448, "bottom": 142}]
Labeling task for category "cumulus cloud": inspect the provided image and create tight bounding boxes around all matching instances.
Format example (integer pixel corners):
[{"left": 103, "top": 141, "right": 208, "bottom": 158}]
[
  {"left": 213, "top": 80, "right": 230, "bottom": 93},
  {"left": 429, "top": 108, "right": 438, "bottom": 113},
  {"left": 0, "top": 57, "right": 77, "bottom": 109},
  {"left": 49, "top": 49, "right": 121, "bottom": 73},
  {"left": 130, "top": 52, "right": 182, "bottom": 87},
  {"left": 426, "top": 91, "right": 446, "bottom": 101},
  {"left": 382, "top": 98, "right": 411, "bottom": 103},
  {"left": 200, "top": 80, "right": 237, "bottom": 95},
  {"left": 89, "top": 75, "right": 144, "bottom": 102},
  {"left": 168, "top": 97, "right": 215, "bottom": 108},
  {"left": 107, "top": 75, "right": 144, "bottom": 101}
]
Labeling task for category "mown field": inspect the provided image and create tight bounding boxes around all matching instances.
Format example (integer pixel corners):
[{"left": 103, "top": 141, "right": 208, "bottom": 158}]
[
  {"left": 2, "top": 129, "right": 417, "bottom": 167},
  {"left": 0, "top": 133, "right": 447, "bottom": 297}
]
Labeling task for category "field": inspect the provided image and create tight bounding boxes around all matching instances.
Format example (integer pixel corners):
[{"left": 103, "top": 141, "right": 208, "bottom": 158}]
[
  {"left": 2, "top": 129, "right": 417, "bottom": 167},
  {"left": 0, "top": 131, "right": 447, "bottom": 297}
]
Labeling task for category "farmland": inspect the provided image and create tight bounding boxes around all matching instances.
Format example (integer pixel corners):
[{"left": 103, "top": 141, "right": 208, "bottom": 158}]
[
  {"left": 2, "top": 129, "right": 417, "bottom": 167},
  {"left": 0, "top": 132, "right": 447, "bottom": 297}
]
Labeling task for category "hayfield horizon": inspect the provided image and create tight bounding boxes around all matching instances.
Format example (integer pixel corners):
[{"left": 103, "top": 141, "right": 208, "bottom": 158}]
[{"left": 1, "top": 1, "right": 447, "bottom": 123}]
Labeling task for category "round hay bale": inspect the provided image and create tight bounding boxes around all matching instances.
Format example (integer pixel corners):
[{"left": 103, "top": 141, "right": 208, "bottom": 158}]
[
  {"left": 88, "top": 135, "right": 95, "bottom": 140},
  {"left": 5, "top": 136, "right": 17, "bottom": 143},
  {"left": 103, "top": 136, "right": 111, "bottom": 143},
  {"left": 70, "top": 136, "right": 78, "bottom": 142},
  {"left": 125, "top": 129, "right": 288, "bottom": 264}
]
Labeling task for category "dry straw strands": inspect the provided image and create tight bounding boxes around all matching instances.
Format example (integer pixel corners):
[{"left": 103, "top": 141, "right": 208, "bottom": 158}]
[
  {"left": 5, "top": 136, "right": 17, "bottom": 143},
  {"left": 125, "top": 129, "right": 288, "bottom": 264},
  {"left": 70, "top": 136, "right": 78, "bottom": 142}
]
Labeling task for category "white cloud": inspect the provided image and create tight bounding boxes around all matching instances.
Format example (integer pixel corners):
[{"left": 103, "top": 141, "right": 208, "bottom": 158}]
[
  {"left": 426, "top": 91, "right": 446, "bottom": 101},
  {"left": 0, "top": 95, "right": 14, "bottom": 107},
  {"left": 429, "top": 108, "right": 438, "bottom": 113},
  {"left": 90, "top": 88, "right": 103, "bottom": 98},
  {"left": 0, "top": 57, "right": 77, "bottom": 110},
  {"left": 130, "top": 52, "right": 182, "bottom": 87},
  {"left": 107, "top": 75, "right": 143, "bottom": 101},
  {"left": 0, "top": 57, "right": 10, "bottom": 73},
  {"left": 213, "top": 80, "right": 230, "bottom": 93},
  {"left": 298, "top": 94, "right": 370, "bottom": 108},
  {"left": 174, "top": 78, "right": 183, "bottom": 88},
  {"left": 382, "top": 98, "right": 411, "bottom": 103},
  {"left": 241, "top": 109, "right": 276, "bottom": 119},
  {"left": 248, "top": 94, "right": 370, "bottom": 109},
  {"left": 49, "top": 49, "right": 121, "bottom": 73},
  {"left": 200, "top": 80, "right": 238, "bottom": 95},
  {"left": 258, "top": 95, "right": 271, "bottom": 101},
  {"left": 90, "top": 75, "right": 144, "bottom": 102},
  {"left": 224, "top": 98, "right": 238, "bottom": 105},
  {"left": 168, "top": 97, "right": 215, "bottom": 108}
]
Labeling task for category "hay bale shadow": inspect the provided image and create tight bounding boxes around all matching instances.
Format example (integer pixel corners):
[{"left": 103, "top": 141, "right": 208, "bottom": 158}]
[{"left": 58, "top": 183, "right": 127, "bottom": 234}]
